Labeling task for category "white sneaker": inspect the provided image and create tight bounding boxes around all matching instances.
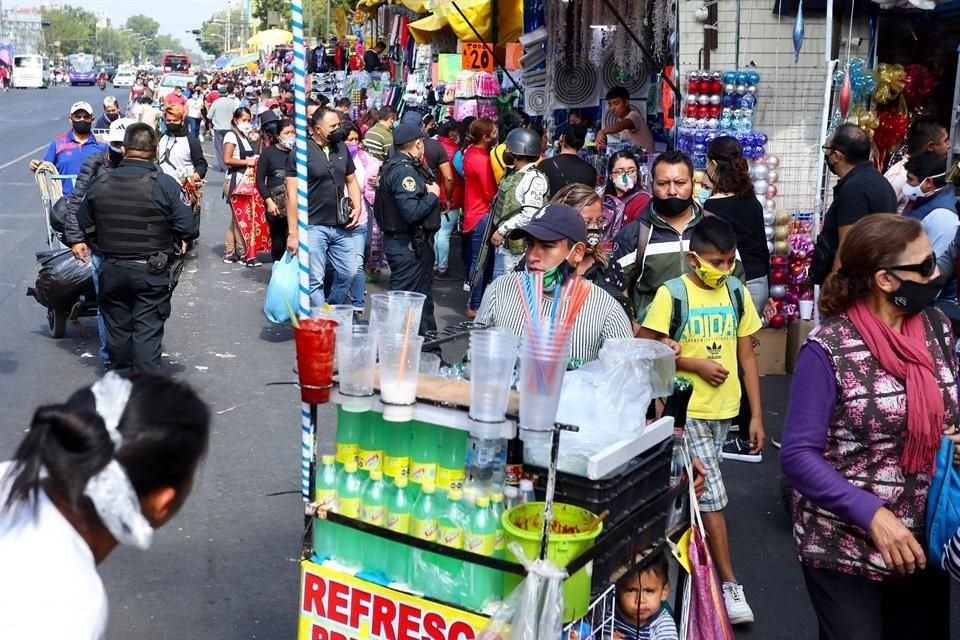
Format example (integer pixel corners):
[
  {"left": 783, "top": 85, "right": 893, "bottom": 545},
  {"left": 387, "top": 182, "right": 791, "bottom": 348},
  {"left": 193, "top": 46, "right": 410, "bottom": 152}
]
[{"left": 722, "top": 582, "right": 755, "bottom": 624}]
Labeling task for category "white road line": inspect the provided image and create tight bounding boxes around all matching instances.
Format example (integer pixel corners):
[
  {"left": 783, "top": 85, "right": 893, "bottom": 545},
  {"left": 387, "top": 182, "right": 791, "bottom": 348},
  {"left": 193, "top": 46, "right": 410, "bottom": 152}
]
[{"left": 0, "top": 144, "right": 50, "bottom": 173}]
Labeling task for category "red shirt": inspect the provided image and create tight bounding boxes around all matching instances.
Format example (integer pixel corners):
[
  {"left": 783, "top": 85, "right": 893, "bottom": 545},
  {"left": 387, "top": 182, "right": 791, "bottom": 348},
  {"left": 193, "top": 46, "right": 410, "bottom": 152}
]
[
  {"left": 462, "top": 145, "right": 497, "bottom": 232},
  {"left": 204, "top": 90, "right": 221, "bottom": 106},
  {"left": 165, "top": 93, "right": 187, "bottom": 107},
  {"left": 437, "top": 137, "right": 464, "bottom": 211}
]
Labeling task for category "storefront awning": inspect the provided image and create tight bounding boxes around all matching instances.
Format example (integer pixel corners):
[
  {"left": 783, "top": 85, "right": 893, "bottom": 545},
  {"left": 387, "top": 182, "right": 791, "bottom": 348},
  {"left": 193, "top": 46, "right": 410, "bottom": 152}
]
[
  {"left": 430, "top": 0, "right": 492, "bottom": 42},
  {"left": 408, "top": 13, "right": 450, "bottom": 44},
  {"left": 401, "top": 0, "right": 431, "bottom": 12}
]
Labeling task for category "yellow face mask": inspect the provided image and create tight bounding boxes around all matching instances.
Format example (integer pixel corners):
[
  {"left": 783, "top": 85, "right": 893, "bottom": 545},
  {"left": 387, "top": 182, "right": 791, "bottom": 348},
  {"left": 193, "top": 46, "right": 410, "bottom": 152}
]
[{"left": 692, "top": 253, "right": 733, "bottom": 289}]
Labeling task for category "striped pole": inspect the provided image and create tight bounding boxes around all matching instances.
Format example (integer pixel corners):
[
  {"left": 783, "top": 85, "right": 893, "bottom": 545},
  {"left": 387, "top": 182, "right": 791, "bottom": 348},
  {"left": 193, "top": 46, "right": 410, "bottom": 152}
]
[{"left": 292, "top": 0, "right": 313, "bottom": 502}]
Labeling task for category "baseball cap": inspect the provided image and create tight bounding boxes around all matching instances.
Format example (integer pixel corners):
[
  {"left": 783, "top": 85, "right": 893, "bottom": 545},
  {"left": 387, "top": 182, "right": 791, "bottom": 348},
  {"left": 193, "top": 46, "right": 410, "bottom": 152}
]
[
  {"left": 244, "top": 86, "right": 256, "bottom": 96},
  {"left": 70, "top": 101, "right": 94, "bottom": 115},
  {"left": 509, "top": 204, "right": 587, "bottom": 244},
  {"left": 107, "top": 118, "right": 136, "bottom": 144},
  {"left": 393, "top": 122, "right": 425, "bottom": 147},
  {"left": 103, "top": 96, "right": 118, "bottom": 108}
]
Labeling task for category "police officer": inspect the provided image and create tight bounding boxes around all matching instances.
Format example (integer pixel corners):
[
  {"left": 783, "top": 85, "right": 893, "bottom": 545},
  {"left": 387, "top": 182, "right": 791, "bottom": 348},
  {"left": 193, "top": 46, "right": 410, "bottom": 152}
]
[
  {"left": 374, "top": 122, "right": 442, "bottom": 337},
  {"left": 77, "top": 123, "right": 200, "bottom": 372}
]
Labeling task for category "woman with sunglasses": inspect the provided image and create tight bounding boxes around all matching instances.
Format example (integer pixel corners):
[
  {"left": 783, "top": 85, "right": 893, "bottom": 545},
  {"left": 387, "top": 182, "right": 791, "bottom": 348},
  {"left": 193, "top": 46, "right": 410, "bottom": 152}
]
[
  {"left": 552, "top": 183, "right": 629, "bottom": 314},
  {"left": 602, "top": 150, "right": 651, "bottom": 242},
  {"left": 780, "top": 214, "right": 957, "bottom": 639}
]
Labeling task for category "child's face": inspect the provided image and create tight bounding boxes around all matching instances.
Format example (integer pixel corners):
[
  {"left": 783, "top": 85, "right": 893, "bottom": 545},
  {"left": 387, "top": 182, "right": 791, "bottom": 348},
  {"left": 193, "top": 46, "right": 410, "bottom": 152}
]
[
  {"left": 616, "top": 569, "right": 670, "bottom": 626},
  {"left": 686, "top": 247, "right": 736, "bottom": 289}
]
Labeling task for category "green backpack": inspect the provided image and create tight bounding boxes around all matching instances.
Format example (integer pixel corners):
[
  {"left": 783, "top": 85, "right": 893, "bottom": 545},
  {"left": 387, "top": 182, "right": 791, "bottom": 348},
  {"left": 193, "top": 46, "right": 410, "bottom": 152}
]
[{"left": 640, "top": 275, "right": 746, "bottom": 342}]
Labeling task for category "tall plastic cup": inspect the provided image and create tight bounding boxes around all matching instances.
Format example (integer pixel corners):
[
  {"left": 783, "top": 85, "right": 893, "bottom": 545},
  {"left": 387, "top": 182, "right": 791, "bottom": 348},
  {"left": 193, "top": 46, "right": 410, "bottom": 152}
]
[
  {"left": 313, "top": 304, "right": 354, "bottom": 327},
  {"left": 294, "top": 318, "right": 338, "bottom": 404},
  {"left": 518, "top": 330, "right": 572, "bottom": 432},
  {"left": 337, "top": 325, "right": 377, "bottom": 398},
  {"left": 469, "top": 328, "right": 520, "bottom": 423},
  {"left": 370, "top": 292, "right": 426, "bottom": 337},
  {"left": 378, "top": 334, "right": 424, "bottom": 406}
]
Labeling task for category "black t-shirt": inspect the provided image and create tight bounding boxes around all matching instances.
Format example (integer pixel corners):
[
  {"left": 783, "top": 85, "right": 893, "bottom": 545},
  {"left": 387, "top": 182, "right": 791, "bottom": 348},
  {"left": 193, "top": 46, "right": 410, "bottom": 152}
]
[
  {"left": 422, "top": 137, "right": 450, "bottom": 174},
  {"left": 538, "top": 153, "right": 598, "bottom": 195},
  {"left": 286, "top": 139, "right": 355, "bottom": 226},
  {"left": 703, "top": 193, "right": 770, "bottom": 281},
  {"left": 364, "top": 50, "right": 382, "bottom": 73},
  {"left": 256, "top": 144, "right": 290, "bottom": 199},
  {"left": 820, "top": 163, "right": 899, "bottom": 252}
]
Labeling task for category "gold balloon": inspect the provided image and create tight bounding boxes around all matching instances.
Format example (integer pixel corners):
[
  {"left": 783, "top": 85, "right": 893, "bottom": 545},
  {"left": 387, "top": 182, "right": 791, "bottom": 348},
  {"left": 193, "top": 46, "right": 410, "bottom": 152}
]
[
  {"left": 775, "top": 226, "right": 790, "bottom": 241},
  {"left": 775, "top": 210, "right": 791, "bottom": 225},
  {"left": 774, "top": 240, "right": 790, "bottom": 256}
]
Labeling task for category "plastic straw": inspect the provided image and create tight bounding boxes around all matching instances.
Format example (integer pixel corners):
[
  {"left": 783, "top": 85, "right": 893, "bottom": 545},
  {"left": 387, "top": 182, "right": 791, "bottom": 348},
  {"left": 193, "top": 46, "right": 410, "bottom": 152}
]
[{"left": 396, "top": 307, "right": 415, "bottom": 386}]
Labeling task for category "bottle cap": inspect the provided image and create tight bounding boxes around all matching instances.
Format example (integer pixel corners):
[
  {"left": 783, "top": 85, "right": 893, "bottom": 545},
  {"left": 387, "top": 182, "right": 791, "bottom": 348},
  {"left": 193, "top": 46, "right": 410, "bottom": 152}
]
[
  {"left": 448, "top": 489, "right": 463, "bottom": 501},
  {"left": 321, "top": 454, "right": 335, "bottom": 465},
  {"left": 504, "top": 486, "right": 518, "bottom": 497},
  {"left": 370, "top": 470, "right": 383, "bottom": 481},
  {"left": 475, "top": 496, "right": 490, "bottom": 508},
  {"left": 345, "top": 461, "right": 358, "bottom": 473},
  {"left": 491, "top": 492, "right": 504, "bottom": 503},
  {"left": 395, "top": 476, "right": 409, "bottom": 488},
  {"left": 520, "top": 479, "right": 533, "bottom": 491},
  {"left": 421, "top": 482, "right": 436, "bottom": 494}
]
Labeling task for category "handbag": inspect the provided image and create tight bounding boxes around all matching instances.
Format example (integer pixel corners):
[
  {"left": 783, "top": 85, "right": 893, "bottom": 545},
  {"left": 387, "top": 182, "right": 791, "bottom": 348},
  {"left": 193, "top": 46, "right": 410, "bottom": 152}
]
[
  {"left": 925, "top": 436, "right": 960, "bottom": 570},
  {"left": 677, "top": 443, "right": 736, "bottom": 640}
]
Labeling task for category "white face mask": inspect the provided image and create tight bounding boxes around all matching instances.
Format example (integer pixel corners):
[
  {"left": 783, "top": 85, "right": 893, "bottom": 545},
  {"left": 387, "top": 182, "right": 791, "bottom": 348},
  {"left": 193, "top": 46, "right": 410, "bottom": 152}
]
[
  {"left": 279, "top": 135, "right": 296, "bottom": 148},
  {"left": 237, "top": 122, "right": 253, "bottom": 134},
  {"left": 617, "top": 172, "right": 637, "bottom": 192},
  {"left": 903, "top": 173, "right": 943, "bottom": 201}
]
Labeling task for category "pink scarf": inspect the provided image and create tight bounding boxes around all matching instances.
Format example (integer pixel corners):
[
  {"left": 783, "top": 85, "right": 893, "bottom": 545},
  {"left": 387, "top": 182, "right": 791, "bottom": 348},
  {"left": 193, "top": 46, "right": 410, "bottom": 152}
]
[{"left": 847, "top": 300, "right": 944, "bottom": 474}]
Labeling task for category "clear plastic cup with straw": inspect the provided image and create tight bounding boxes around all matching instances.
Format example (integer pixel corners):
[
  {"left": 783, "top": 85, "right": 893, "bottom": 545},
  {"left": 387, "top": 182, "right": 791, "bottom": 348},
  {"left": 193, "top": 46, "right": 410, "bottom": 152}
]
[
  {"left": 370, "top": 291, "right": 426, "bottom": 336},
  {"left": 518, "top": 328, "right": 572, "bottom": 432},
  {"left": 313, "top": 304, "right": 354, "bottom": 330},
  {"left": 378, "top": 333, "right": 424, "bottom": 405},
  {"left": 337, "top": 325, "right": 377, "bottom": 397},
  {"left": 469, "top": 328, "right": 520, "bottom": 423}
]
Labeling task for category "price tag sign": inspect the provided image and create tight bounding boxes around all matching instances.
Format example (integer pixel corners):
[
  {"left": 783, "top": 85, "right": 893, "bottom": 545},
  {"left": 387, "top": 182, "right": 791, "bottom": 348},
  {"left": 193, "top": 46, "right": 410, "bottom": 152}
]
[{"left": 461, "top": 43, "right": 495, "bottom": 72}]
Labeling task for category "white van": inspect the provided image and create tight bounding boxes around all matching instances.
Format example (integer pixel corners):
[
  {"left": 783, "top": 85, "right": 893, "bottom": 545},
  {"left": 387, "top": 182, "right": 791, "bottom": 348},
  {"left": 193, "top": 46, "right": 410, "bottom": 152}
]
[{"left": 12, "top": 54, "right": 49, "bottom": 89}]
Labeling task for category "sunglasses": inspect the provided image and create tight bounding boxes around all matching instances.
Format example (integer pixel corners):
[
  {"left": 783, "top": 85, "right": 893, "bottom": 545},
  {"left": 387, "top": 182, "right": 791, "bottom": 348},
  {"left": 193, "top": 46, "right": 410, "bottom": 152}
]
[{"left": 881, "top": 252, "right": 937, "bottom": 278}]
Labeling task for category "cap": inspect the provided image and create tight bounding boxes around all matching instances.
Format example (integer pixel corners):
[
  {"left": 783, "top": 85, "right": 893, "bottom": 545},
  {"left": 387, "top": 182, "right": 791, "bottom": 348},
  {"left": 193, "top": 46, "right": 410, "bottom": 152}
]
[
  {"left": 393, "top": 122, "right": 425, "bottom": 147},
  {"left": 103, "top": 96, "right": 118, "bottom": 108},
  {"left": 107, "top": 118, "right": 136, "bottom": 144},
  {"left": 475, "top": 496, "right": 490, "bottom": 508},
  {"left": 244, "top": 86, "right": 255, "bottom": 95},
  {"left": 259, "top": 109, "right": 279, "bottom": 128},
  {"left": 70, "top": 101, "right": 93, "bottom": 115},
  {"left": 509, "top": 203, "right": 587, "bottom": 244},
  {"left": 320, "top": 454, "right": 335, "bottom": 465}
]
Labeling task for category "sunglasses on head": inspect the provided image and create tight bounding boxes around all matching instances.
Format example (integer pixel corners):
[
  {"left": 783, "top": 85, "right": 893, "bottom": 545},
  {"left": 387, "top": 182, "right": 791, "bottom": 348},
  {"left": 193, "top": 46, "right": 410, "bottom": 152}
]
[{"left": 881, "top": 252, "right": 937, "bottom": 278}]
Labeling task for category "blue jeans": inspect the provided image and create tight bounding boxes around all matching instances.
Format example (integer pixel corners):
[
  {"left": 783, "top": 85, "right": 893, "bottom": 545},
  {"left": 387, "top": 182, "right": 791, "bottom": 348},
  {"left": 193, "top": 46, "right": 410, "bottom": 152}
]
[
  {"left": 187, "top": 117, "right": 201, "bottom": 138},
  {"left": 90, "top": 252, "right": 110, "bottom": 365},
  {"left": 492, "top": 248, "right": 522, "bottom": 280},
  {"left": 348, "top": 225, "right": 367, "bottom": 309},
  {"left": 308, "top": 224, "right": 358, "bottom": 308},
  {"left": 433, "top": 207, "right": 460, "bottom": 271},
  {"left": 467, "top": 214, "right": 493, "bottom": 310}
]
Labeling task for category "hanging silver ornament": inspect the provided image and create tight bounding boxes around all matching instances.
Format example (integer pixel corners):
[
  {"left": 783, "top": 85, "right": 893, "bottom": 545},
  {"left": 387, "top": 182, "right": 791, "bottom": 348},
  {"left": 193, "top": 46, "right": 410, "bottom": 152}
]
[
  {"left": 736, "top": 84, "right": 747, "bottom": 95},
  {"left": 753, "top": 164, "right": 769, "bottom": 181},
  {"left": 768, "top": 170, "right": 779, "bottom": 184},
  {"left": 763, "top": 211, "right": 776, "bottom": 226},
  {"left": 767, "top": 155, "right": 780, "bottom": 168}
]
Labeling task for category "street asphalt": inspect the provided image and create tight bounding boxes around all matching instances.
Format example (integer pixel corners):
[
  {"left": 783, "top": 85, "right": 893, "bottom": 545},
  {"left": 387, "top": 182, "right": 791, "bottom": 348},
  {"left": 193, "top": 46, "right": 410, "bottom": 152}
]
[{"left": 0, "top": 85, "right": 956, "bottom": 639}]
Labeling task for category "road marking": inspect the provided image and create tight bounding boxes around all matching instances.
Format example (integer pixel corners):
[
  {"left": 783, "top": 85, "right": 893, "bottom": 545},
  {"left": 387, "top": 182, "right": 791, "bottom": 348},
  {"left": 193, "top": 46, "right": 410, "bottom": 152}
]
[{"left": 0, "top": 144, "right": 49, "bottom": 172}]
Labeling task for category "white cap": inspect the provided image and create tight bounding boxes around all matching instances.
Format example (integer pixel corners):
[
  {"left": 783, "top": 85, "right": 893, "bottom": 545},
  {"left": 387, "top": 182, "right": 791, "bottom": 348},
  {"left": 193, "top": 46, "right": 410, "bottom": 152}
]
[
  {"left": 108, "top": 118, "right": 136, "bottom": 144},
  {"left": 103, "top": 96, "right": 118, "bottom": 108},
  {"left": 70, "top": 101, "right": 94, "bottom": 115}
]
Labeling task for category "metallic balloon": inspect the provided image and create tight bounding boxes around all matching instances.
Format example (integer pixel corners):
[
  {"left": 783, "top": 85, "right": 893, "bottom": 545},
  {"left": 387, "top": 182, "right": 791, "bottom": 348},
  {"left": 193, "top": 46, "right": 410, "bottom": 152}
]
[
  {"left": 775, "top": 225, "right": 789, "bottom": 241},
  {"left": 724, "top": 83, "right": 735, "bottom": 94},
  {"left": 763, "top": 211, "right": 776, "bottom": 226},
  {"left": 767, "top": 155, "right": 780, "bottom": 168},
  {"left": 709, "top": 94, "right": 721, "bottom": 105},
  {"left": 686, "top": 93, "right": 698, "bottom": 105},
  {"left": 754, "top": 179, "right": 769, "bottom": 195},
  {"left": 736, "top": 84, "right": 747, "bottom": 95},
  {"left": 746, "top": 84, "right": 758, "bottom": 95},
  {"left": 767, "top": 184, "right": 778, "bottom": 198},
  {"left": 765, "top": 225, "right": 776, "bottom": 241},
  {"left": 770, "top": 284, "right": 787, "bottom": 299},
  {"left": 698, "top": 94, "right": 710, "bottom": 105},
  {"left": 776, "top": 210, "right": 791, "bottom": 225},
  {"left": 765, "top": 198, "right": 776, "bottom": 210},
  {"left": 768, "top": 170, "right": 779, "bottom": 184},
  {"left": 774, "top": 240, "right": 789, "bottom": 255},
  {"left": 767, "top": 241, "right": 775, "bottom": 255},
  {"left": 753, "top": 164, "right": 769, "bottom": 180}
]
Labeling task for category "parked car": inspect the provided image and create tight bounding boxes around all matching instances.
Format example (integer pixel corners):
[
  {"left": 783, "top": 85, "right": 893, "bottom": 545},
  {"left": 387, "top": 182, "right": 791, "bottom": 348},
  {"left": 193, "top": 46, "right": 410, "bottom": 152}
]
[{"left": 112, "top": 70, "right": 135, "bottom": 87}]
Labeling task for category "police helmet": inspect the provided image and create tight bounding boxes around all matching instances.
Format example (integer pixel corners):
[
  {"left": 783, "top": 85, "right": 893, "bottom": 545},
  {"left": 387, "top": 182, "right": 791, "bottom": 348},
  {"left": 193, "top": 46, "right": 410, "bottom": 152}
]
[{"left": 505, "top": 127, "right": 543, "bottom": 158}]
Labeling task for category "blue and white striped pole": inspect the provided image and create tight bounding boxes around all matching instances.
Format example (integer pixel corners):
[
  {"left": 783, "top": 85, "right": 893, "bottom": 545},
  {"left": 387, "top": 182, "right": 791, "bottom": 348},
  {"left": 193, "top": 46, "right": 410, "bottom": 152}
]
[{"left": 292, "top": 0, "right": 313, "bottom": 502}]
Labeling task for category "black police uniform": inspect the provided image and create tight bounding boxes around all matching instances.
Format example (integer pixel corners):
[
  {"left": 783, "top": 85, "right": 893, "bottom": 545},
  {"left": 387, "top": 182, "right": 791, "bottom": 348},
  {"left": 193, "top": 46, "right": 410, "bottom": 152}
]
[
  {"left": 374, "top": 151, "right": 441, "bottom": 338},
  {"left": 77, "top": 159, "right": 199, "bottom": 372}
]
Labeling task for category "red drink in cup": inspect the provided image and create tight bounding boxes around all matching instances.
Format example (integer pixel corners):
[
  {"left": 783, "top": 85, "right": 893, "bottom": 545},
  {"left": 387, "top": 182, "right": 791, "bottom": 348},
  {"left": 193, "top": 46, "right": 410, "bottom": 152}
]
[{"left": 294, "top": 318, "right": 338, "bottom": 404}]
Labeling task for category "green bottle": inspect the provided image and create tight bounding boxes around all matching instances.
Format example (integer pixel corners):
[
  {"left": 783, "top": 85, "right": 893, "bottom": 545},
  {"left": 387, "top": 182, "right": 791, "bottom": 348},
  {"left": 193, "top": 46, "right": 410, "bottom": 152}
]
[
  {"left": 335, "top": 405, "right": 363, "bottom": 468},
  {"left": 334, "top": 461, "right": 363, "bottom": 569},
  {"left": 410, "top": 482, "right": 442, "bottom": 595},
  {"left": 383, "top": 417, "right": 412, "bottom": 482},
  {"left": 437, "top": 429, "right": 468, "bottom": 495},
  {"left": 361, "top": 469, "right": 388, "bottom": 576},
  {"left": 490, "top": 491, "right": 506, "bottom": 598},
  {"left": 357, "top": 411, "right": 385, "bottom": 476},
  {"left": 463, "top": 495, "right": 498, "bottom": 609},
  {"left": 386, "top": 476, "right": 413, "bottom": 583},
  {"left": 312, "top": 455, "right": 339, "bottom": 562},
  {"left": 437, "top": 489, "right": 467, "bottom": 604},
  {"left": 409, "top": 421, "right": 440, "bottom": 496}
]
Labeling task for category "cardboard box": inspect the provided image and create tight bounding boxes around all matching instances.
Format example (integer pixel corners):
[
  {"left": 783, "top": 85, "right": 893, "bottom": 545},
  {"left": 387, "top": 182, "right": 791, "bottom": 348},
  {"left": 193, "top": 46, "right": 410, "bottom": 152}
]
[
  {"left": 787, "top": 319, "right": 816, "bottom": 373},
  {"left": 753, "top": 328, "right": 787, "bottom": 375}
]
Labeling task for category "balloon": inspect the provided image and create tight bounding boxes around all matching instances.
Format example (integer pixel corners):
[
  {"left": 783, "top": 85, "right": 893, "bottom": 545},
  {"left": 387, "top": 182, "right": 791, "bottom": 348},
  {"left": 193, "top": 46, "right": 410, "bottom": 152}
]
[
  {"left": 747, "top": 72, "right": 760, "bottom": 85},
  {"left": 767, "top": 155, "right": 780, "bottom": 169},
  {"left": 746, "top": 85, "right": 758, "bottom": 95},
  {"left": 769, "top": 313, "right": 786, "bottom": 328},
  {"left": 686, "top": 93, "right": 698, "bottom": 105},
  {"left": 763, "top": 211, "right": 776, "bottom": 225},
  {"left": 723, "top": 71, "right": 737, "bottom": 84},
  {"left": 765, "top": 198, "right": 776, "bottom": 210},
  {"left": 754, "top": 179, "right": 769, "bottom": 195},
  {"left": 775, "top": 226, "right": 789, "bottom": 241},
  {"left": 767, "top": 241, "right": 775, "bottom": 255},
  {"left": 771, "top": 255, "right": 789, "bottom": 268},
  {"left": 698, "top": 94, "right": 710, "bottom": 105},
  {"left": 710, "top": 79, "right": 723, "bottom": 94},
  {"left": 776, "top": 210, "right": 791, "bottom": 225},
  {"left": 793, "top": 0, "right": 805, "bottom": 62},
  {"left": 767, "top": 184, "right": 778, "bottom": 198},
  {"left": 709, "top": 94, "right": 721, "bottom": 105},
  {"left": 736, "top": 84, "right": 747, "bottom": 95},
  {"left": 771, "top": 269, "right": 787, "bottom": 284},
  {"left": 768, "top": 170, "right": 779, "bottom": 184},
  {"left": 753, "top": 164, "right": 769, "bottom": 180},
  {"left": 724, "top": 83, "right": 735, "bottom": 94},
  {"left": 765, "top": 226, "right": 776, "bottom": 241}
]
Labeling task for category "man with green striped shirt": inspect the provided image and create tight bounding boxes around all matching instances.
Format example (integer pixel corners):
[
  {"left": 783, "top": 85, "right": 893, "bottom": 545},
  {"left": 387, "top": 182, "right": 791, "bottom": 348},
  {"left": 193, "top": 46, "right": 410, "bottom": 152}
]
[{"left": 363, "top": 106, "right": 396, "bottom": 162}]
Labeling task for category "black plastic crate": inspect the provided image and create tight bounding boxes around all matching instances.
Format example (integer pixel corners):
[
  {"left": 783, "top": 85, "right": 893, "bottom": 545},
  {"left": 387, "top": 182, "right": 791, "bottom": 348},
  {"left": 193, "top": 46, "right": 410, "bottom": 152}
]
[{"left": 528, "top": 436, "right": 672, "bottom": 527}]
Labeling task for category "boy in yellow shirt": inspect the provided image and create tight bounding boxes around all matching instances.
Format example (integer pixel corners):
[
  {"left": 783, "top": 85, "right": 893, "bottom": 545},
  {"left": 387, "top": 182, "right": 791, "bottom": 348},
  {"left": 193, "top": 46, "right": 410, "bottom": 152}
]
[{"left": 638, "top": 216, "right": 765, "bottom": 625}]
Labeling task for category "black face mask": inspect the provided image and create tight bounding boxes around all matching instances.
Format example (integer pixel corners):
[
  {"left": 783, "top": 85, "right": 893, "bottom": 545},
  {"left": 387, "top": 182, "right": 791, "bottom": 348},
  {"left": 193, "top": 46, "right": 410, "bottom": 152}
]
[
  {"left": 585, "top": 229, "right": 603, "bottom": 252},
  {"left": 107, "top": 112, "right": 119, "bottom": 122},
  {"left": 887, "top": 272, "right": 941, "bottom": 315},
  {"left": 326, "top": 128, "right": 344, "bottom": 145},
  {"left": 652, "top": 195, "right": 693, "bottom": 218},
  {"left": 166, "top": 123, "right": 185, "bottom": 136},
  {"left": 73, "top": 121, "right": 92, "bottom": 135},
  {"left": 108, "top": 148, "right": 124, "bottom": 166}
]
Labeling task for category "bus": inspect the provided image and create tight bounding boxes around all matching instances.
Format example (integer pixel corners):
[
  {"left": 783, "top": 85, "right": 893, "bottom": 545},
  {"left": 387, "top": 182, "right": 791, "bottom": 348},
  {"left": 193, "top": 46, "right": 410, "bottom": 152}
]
[
  {"left": 12, "top": 54, "right": 50, "bottom": 89},
  {"left": 67, "top": 53, "right": 96, "bottom": 85},
  {"left": 162, "top": 53, "right": 190, "bottom": 73}
]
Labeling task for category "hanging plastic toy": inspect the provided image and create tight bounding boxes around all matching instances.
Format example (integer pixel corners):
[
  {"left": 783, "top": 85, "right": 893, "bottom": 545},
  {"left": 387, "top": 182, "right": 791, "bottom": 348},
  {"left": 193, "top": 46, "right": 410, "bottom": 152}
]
[
  {"left": 793, "top": 0, "right": 805, "bottom": 63},
  {"left": 839, "top": 64, "right": 852, "bottom": 119}
]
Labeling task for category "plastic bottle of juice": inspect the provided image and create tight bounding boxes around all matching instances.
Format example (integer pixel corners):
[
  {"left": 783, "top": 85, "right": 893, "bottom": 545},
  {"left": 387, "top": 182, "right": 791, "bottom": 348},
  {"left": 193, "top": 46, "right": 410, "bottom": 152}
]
[
  {"left": 436, "top": 489, "right": 467, "bottom": 604},
  {"left": 410, "top": 482, "right": 442, "bottom": 595},
  {"left": 312, "top": 455, "right": 339, "bottom": 561},
  {"left": 385, "top": 476, "right": 413, "bottom": 584},
  {"left": 335, "top": 405, "right": 363, "bottom": 467},
  {"left": 357, "top": 411, "right": 385, "bottom": 476},
  {"left": 463, "top": 495, "right": 498, "bottom": 609},
  {"left": 490, "top": 492, "right": 506, "bottom": 598},
  {"left": 408, "top": 420, "right": 439, "bottom": 497},
  {"left": 383, "top": 418, "right": 412, "bottom": 482},
  {"left": 334, "top": 461, "right": 363, "bottom": 568},
  {"left": 360, "top": 469, "right": 388, "bottom": 575},
  {"left": 437, "top": 429, "right": 468, "bottom": 495}
]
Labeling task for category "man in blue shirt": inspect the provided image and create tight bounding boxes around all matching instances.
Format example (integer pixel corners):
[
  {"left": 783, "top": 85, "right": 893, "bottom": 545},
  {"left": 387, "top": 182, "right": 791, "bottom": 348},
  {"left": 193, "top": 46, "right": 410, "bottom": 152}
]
[{"left": 29, "top": 101, "right": 108, "bottom": 195}]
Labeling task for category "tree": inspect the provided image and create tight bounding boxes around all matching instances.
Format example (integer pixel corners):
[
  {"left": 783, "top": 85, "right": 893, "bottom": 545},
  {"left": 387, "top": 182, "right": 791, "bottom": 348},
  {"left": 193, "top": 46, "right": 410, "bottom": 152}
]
[
  {"left": 41, "top": 6, "right": 96, "bottom": 57},
  {"left": 124, "top": 15, "right": 160, "bottom": 40},
  {"left": 196, "top": 8, "right": 246, "bottom": 58},
  {"left": 303, "top": 0, "right": 353, "bottom": 39},
  {"left": 252, "top": 0, "right": 291, "bottom": 31}
]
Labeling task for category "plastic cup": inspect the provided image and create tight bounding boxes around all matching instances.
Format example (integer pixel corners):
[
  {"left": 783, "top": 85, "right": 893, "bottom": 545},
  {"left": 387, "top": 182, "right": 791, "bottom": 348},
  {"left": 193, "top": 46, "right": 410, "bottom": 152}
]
[
  {"left": 419, "top": 352, "right": 441, "bottom": 376},
  {"left": 313, "top": 304, "right": 354, "bottom": 329},
  {"left": 337, "top": 325, "right": 377, "bottom": 397},
  {"left": 293, "top": 318, "right": 338, "bottom": 404},
  {"left": 378, "top": 334, "right": 424, "bottom": 406},
  {"left": 370, "top": 292, "right": 425, "bottom": 336},
  {"left": 469, "top": 328, "right": 520, "bottom": 423},
  {"left": 518, "top": 330, "right": 571, "bottom": 432},
  {"left": 799, "top": 300, "right": 814, "bottom": 321}
]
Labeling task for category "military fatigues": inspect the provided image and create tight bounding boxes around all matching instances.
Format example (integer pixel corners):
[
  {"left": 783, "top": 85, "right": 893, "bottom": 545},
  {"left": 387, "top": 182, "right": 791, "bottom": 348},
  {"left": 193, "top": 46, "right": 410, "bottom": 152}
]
[
  {"left": 77, "top": 159, "right": 199, "bottom": 372},
  {"left": 373, "top": 153, "right": 442, "bottom": 337}
]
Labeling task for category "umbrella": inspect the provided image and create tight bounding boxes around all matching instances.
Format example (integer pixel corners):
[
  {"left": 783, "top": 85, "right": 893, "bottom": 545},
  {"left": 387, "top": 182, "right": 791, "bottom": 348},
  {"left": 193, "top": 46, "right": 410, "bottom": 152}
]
[
  {"left": 247, "top": 29, "right": 293, "bottom": 49},
  {"left": 224, "top": 52, "right": 260, "bottom": 71},
  {"left": 214, "top": 53, "right": 237, "bottom": 69}
]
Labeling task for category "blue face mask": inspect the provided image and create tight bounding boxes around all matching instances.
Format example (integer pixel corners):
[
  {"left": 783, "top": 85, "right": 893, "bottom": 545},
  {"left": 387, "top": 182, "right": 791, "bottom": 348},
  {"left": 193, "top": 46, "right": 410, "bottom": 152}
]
[{"left": 697, "top": 187, "right": 711, "bottom": 204}]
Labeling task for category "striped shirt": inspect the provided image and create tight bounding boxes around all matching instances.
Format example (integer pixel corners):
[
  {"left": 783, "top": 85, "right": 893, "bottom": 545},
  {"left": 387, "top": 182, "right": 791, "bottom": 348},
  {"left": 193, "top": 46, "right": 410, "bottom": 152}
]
[
  {"left": 363, "top": 122, "right": 393, "bottom": 161},
  {"left": 943, "top": 528, "right": 960, "bottom": 582},
  {"left": 612, "top": 607, "right": 678, "bottom": 640},
  {"left": 476, "top": 274, "right": 633, "bottom": 363}
]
